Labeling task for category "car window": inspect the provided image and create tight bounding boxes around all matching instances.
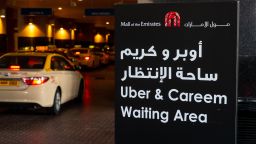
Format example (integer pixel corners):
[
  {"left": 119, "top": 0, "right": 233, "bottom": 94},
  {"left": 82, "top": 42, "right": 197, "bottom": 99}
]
[
  {"left": 51, "top": 56, "right": 74, "bottom": 71},
  {"left": 91, "top": 48, "right": 100, "bottom": 55},
  {"left": 0, "top": 55, "right": 46, "bottom": 69}
]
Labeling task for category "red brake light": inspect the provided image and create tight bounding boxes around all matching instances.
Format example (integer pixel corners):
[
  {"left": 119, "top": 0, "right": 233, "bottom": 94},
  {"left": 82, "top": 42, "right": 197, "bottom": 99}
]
[
  {"left": 9, "top": 65, "right": 20, "bottom": 71},
  {"left": 85, "top": 56, "right": 90, "bottom": 60},
  {"left": 22, "top": 77, "right": 49, "bottom": 85}
]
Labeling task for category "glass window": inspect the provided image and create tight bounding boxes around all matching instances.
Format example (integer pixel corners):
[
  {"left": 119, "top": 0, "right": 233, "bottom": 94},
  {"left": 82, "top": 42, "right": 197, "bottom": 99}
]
[
  {"left": 0, "top": 55, "right": 46, "bottom": 69},
  {"left": 51, "top": 56, "right": 74, "bottom": 71}
]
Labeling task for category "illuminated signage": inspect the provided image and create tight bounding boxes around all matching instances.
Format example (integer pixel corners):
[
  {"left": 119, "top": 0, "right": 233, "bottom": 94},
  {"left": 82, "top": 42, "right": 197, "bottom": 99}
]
[
  {"left": 115, "top": 2, "right": 238, "bottom": 144},
  {"left": 85, "top": 8, "right": 114, "bottom": 16},
  {"left": 21, "top": 8, "right": 52, "bottom": 16}
]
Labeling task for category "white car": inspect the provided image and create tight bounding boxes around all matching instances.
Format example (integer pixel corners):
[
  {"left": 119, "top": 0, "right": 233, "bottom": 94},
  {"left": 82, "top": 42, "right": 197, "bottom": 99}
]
[
  {"left": 0, "top": 52, "right": 84, "bottom": 114},
  {"left": 68, "top": 48, "right": 101, "bottom": 69},
  {"left": 92, "top": 48, "right": 110, "bottom": 65}
]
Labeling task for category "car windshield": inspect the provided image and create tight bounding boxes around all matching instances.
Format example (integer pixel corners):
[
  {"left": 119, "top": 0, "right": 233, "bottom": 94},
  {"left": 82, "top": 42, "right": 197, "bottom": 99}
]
[{"left": 0, "top": 55, "right": 46, "bottom": 69}]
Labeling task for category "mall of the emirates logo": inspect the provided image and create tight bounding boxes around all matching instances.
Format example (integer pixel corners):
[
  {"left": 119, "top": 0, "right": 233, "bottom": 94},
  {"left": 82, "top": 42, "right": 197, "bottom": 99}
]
[{"left": 164, "top": 11, "right": 180, "bottom": 28}]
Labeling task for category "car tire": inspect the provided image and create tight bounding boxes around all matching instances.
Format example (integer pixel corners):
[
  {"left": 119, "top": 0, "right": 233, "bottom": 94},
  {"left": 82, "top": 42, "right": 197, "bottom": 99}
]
[
  {"left": 77, "top": 80, "right": 84, "bottom": 102},
  {"left": 50, "top": 89, "right": 61, "bottom": 115}
]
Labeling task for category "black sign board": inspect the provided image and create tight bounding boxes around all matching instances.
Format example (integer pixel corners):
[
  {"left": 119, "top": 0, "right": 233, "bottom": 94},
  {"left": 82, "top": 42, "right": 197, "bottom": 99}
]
[
  {"left": 85, "top": 8, "right": 114, "bottom": 16},
  {"left": 21, "top": 8, "right": 52, "bottom": 16},
  {"left": 115, "top": 2, "right": 238, "bottom": 144}
]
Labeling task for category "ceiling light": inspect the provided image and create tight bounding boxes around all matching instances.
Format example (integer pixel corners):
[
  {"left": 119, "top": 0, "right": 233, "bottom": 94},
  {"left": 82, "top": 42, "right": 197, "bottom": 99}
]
[
  {"left": 0, "top": 9, "right": 5, "bottom": 18},
  {"left": 78, "top": 0, "right": 83, "bottom": 1},
  {"left": 106, "top": 21, "right": 110, "bottom": 25},
  {"left": 58, "top": 7, "right": 62, "bottom": 10}
]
